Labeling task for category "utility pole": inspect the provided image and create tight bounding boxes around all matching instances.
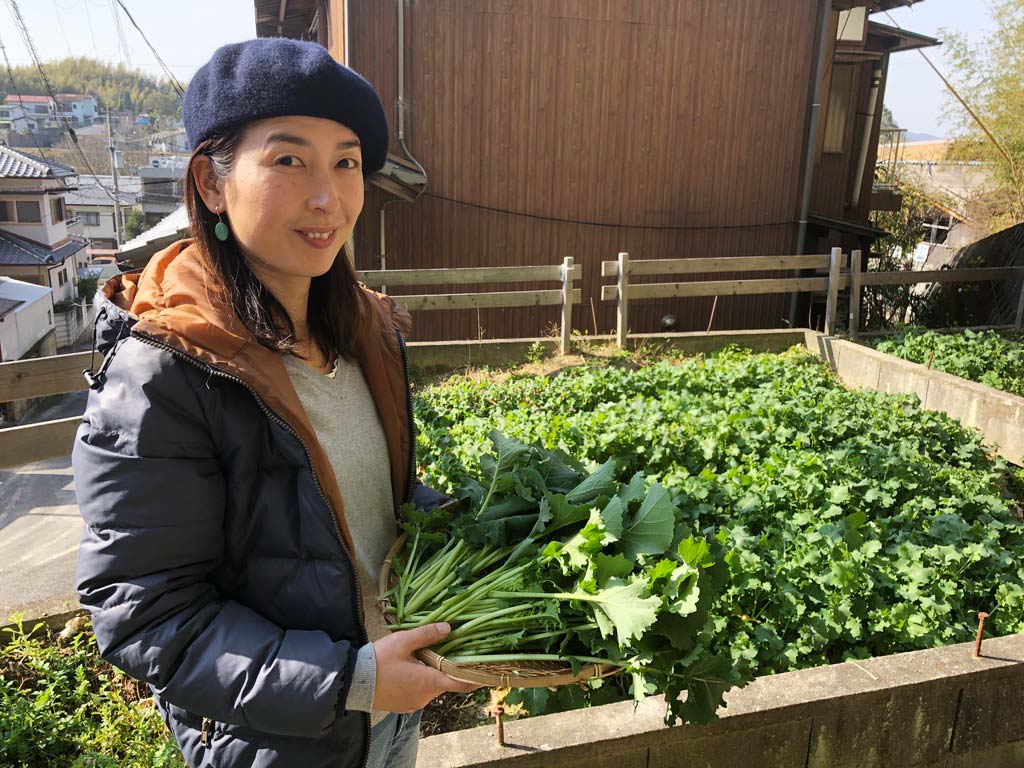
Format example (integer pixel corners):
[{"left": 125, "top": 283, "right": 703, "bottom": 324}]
[{"left": 106, "top": 110, "right": 123, "bottom": 246}]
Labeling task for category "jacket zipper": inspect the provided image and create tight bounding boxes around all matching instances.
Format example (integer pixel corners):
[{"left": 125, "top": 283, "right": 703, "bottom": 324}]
[
  {"left": 129, "top": 330, "right": 372, "bottom": 768},
  {"left": 396, "top": 329, "right": 417, "bottom": 507}
]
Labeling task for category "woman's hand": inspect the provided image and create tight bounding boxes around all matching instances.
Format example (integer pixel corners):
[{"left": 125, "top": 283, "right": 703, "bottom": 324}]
[{"left": 371, "top": 623, "right": 480, "bottom": 713}]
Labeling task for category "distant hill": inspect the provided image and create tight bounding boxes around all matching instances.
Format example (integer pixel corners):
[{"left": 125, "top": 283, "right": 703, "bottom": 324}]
[
  {"left": 906, "top": 132, "right": 945, "bottom": 143},
  {"left": 0, "top": 57, "right": 181, "bottom": 117}
]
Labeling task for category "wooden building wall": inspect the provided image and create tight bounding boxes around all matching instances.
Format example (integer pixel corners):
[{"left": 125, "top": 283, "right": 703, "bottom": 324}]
[{"left": 338, "top": 0, "right": 829, "bottom": 341}]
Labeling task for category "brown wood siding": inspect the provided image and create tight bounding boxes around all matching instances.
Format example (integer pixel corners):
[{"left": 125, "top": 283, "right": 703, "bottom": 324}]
[{"left": 343, "top": 0, "right": 824, "bottom": 341}]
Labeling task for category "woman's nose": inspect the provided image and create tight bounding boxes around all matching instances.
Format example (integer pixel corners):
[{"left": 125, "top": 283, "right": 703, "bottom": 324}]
[{"left": 305, "top": 172, "right": 341, "bottom": 214}]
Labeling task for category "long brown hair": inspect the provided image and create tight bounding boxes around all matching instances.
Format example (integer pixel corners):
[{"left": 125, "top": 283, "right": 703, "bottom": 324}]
[{"left": 183, "top": 127, "right": 369, "bottom": 363}]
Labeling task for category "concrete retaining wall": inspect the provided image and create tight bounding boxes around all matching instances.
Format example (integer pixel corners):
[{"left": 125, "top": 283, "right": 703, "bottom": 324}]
[
  {"left": 807, "top": 333, "right": 1024, "bottom": 466},
  {"left": 417, "top": 634, "right": 1024, "bottom": 768}
]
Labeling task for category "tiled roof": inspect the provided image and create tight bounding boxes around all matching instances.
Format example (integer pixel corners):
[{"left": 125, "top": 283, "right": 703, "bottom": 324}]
[
  {"left": 0, "top": 145, "right": 77, "bottom": 179},
  {"left": 3, "top": 94, "right": 51, "bottom": 104},
  {"left": 0, "top": 230, "right": 86, "bottom": 267}
]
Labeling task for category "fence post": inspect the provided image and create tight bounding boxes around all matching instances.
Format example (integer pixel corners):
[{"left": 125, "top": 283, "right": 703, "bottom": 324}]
[
  {"left": 560, "top": 256, "right": 574, "bottom": 355},
  {"left": 849, "top": 249, "right": 862, "bottom": 340},
  {"left": 1015, "top": 271, "right": 1024, "bottom": 329},
  {"left": 616, "top": 252, "right": 629, "bottom": 349},
  {"left": 824, "top": 247, "right": 842, "bottom": 336}
]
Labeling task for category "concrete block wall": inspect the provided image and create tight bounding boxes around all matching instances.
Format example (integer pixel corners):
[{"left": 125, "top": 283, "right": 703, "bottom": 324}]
[
  {"left": 808, "top": 334, "right": 1024, "bottom": 466},
  {"left": 416, "top": 634, "right": 1024, "bottom": 768}
]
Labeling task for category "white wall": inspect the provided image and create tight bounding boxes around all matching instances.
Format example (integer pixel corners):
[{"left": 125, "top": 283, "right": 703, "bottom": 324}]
[
  {"left": 46, "top": 262, "right": 74, "bottom": 304},
  {"left": 0, "top": 292, "right": 53, "bottom": 362},
  {"left": 0, "top": 191, "right": 69, "bottom": 246},
  {"left": 68, "top": 204, "right": 118, "bottom": 243}
]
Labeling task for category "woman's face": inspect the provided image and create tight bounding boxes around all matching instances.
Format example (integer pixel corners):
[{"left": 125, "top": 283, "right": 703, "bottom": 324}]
[{"left": 206, "top": 115, "right": 365, "bottom": 284}]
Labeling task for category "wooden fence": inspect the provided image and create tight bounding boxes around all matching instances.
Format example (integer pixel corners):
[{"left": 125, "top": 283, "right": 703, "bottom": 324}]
[
  {"left": 601, "top": 250, "right": 1024, "bottom": 347},
  {"left": 359, "top": 257, "right": 581, "bottom": 355}
]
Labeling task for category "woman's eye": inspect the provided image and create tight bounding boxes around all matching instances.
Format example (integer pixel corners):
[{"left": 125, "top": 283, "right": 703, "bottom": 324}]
[
  {"left": 338, "top": 157, "right": 361, "bottom": 170},
  {"left": 276, "top": 155, "right": 303, "bottom": 167}
]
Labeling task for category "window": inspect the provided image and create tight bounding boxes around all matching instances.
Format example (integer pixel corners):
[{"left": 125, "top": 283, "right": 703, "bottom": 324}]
[
  {"left": 50, "top": 196, "right": 66, "bottom": 224},
  {"left": 836, "top": 8, "right": 867, "bottom": 44},
  {"left": 0, "top": 200, "right": 14, "bottom": 222},
  {"left": 15, "top": 200, "right": 41, "bottom": 223},
  {"left": 823, "top": 64, "right": 856, "bottom": 154},
  {"left": 57, "top": 269, "right": 65, "bottom": 287},
  {"left": 83, "top": 211, "right": 100, "bottom": 226}
]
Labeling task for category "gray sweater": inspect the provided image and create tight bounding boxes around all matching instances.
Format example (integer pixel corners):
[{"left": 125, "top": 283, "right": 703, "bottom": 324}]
[{"left": 283, "top": 352, "right": 395, "bottom": 726}]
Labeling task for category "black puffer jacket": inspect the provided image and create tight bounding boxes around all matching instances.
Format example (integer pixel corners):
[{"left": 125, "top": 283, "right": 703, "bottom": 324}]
[{"left": 72, "top": 241, "right": 449, "bottom": 768}]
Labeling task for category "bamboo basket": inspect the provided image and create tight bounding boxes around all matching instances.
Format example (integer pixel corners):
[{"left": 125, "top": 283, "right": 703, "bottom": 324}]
[{"left": 377, "top": 533, "right": 620, "bottom": 688}]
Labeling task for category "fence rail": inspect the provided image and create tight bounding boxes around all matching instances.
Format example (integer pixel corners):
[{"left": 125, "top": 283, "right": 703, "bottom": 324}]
[{"left": 602, "top": 250, "right": 1024, "bottom": 346}]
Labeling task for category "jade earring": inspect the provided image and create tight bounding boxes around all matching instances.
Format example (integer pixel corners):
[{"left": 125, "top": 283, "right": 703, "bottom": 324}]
[{"left": 214, "top": 210, "right": 230, "bottom": 242}]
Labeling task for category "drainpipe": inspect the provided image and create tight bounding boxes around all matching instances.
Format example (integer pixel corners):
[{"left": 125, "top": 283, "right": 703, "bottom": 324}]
[
  {"left": 788, "top": 0, "right": 832, "bottom": 328},
  {"left": 849, "top": 61, "right": 884, "bottom": 210},
  {"left": 380, "top": 0, "right": 428, "bottom": 280},
  {"left": 395, "top": 0, "right": 427, "bottom": 182}
]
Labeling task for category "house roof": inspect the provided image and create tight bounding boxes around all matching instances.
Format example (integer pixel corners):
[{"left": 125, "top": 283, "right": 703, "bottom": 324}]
[
  {"left": 0, "top": 296, "right": 23, "bottom": 319},
  {"left": 0, "top": 275, "right": 51, "bottom": 306},
  {"left": 868, "top": 21, "right": 941, "bottom": 52},
  {"left": 254, "top": 0, "right": 319, "bottom": 38},
  {"left": 120, "top": 204, "right": 190, "bottom": 267},
  {"left": 3, "top": 94, "right": 51, "bottom": 104},
  {"left": 808, "top": 213, "right": 889, "bottom": 241},
  {"left": 56, "top": 94, "right": 92, "bottom": 101},
  {"left": 0, "top": 230, "right": 86, "bottom": 267},
  {"left": 65, "top": 175, "right": 142, "bottom": 206},
  {"left": 0, "top": 145, "right": 77, "bottom": 179},
  {"left": 833, "top": 0, "right": 924, "bottom": 11}
]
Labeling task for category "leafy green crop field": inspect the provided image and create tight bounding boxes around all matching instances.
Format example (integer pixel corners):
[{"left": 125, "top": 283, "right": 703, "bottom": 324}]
[
  {"left": 415, "top": 346, "right": 1024, "bottom": 687},
  {"left": 872, "top": 327, "right": 1024, "bottom": 397}
]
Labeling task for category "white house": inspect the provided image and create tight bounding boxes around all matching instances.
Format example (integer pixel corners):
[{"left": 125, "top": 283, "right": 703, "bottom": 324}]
[
  {"left": 0, "top": 275, "right": 54, "bottom": 362},
  {"left": 55, "top": 94, "right": 98, "bottom": 125},
  {"left": 66, "top": 174, "right": 143, "bottom": 249},
  {"left": 0, "top": 144, "right": 87, "bottom": 309},
  {"left": 0, "top": 95, "right": 59, "bottom": 131}
]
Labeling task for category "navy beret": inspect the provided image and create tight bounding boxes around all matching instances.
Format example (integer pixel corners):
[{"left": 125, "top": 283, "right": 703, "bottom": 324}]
[{"left": 183, "top": 38, "right": 388, "bottom": 176}]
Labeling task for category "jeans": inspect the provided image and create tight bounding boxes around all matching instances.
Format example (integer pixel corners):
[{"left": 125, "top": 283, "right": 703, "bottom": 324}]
[{"left": 366, "top": 710, "right": 422, "bottom": 768}]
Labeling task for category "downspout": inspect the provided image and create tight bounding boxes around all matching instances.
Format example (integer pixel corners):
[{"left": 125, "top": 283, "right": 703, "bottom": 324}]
[
  {"left": 277, "top": 0, "right": 288, "bottom": 36},
  {"left": 380, "top": 0, "right": 428, "bottom": 285},
  {"left": 849, "top": 60, "right": 883, "bottom": 210},
  {"left": 787, "top": 0, "right": 832, "bottom": 328},
  {"left": 395, "top": 0, "right": 427, "bottom": 181}
]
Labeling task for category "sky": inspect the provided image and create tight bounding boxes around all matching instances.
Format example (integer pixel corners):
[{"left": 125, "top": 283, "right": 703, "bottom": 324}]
[{"left": 0, "top": 0, "right": 998, "bottom": 139}]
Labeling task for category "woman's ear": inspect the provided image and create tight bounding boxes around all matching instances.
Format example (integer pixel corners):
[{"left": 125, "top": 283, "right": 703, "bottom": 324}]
[{"left": 189, "top": 154, "right": 225, "bottom": 214}]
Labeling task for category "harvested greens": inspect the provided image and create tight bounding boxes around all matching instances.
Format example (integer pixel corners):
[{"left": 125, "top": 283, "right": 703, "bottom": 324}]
[{"left": 382, "top": 431, "right": 748, "bottom": 725}]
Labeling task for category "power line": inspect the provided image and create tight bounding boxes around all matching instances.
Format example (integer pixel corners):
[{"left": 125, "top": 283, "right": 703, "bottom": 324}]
[
  {"left": 0, "top": 28, "right": 49, "bottom": 161},
  {"left": 112, "top": 0, "right": 186, "bottom": 98},
  {"left": 5, "top": 0, "right": 121, "bottom": 205},
  {"left": 51, "top": 0, "right": 74, "bottom": 58},
  {"left": 109, "top": 0, "right": 132, "bottom": 68},
  {"left": 422, "top": 192, "right": 797, "bottom": 232}
]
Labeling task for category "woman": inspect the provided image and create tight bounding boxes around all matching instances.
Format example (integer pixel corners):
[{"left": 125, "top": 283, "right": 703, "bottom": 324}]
[{"left": 71, "top": 38, "right": 474, "bottom": 768}]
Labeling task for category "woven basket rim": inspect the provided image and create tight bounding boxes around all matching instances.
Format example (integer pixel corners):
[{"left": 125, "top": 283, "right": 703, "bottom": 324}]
[{"left": 377, "top": 533, "right": 620, "bottom": 688}]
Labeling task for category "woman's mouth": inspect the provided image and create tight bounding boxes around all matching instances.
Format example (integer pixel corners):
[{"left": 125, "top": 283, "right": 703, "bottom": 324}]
[{"left": 295, "top": 228, "right": 339, "bottom": 249}]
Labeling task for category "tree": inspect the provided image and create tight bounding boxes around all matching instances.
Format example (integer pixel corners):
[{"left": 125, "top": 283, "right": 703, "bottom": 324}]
[
  {"left": 940, "top": 1, "right": 1024, "bottom": 232},
  {"left": 123, "top": 209, "right": 146, "bottom": 241},
  {"left": 880, "top": 105, "right": 899, "bottom": 131},
  {"left": 866, "top": 176, "right": 947, "bottom": 330}
]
